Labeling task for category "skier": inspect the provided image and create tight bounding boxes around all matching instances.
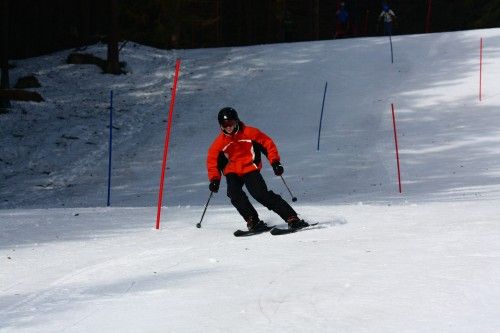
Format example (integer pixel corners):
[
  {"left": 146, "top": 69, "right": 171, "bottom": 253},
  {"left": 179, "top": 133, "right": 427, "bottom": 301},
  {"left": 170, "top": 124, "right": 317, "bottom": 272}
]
[
  {"left": 206, "top": 107, "right": 309, "bottom": 232},
  {"left": 335, "top": 2, "right": 350, "bottom": 38},
  {"left": 378, "top": 3, "right": 396, "bottom": 35}
]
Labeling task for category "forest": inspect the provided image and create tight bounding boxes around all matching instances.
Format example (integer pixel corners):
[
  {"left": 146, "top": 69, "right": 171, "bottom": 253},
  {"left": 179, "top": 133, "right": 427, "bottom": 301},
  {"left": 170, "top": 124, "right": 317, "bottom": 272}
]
[
  {"left": 4, "top": 0, "right": 499, "bottom": 107},
  {"left": 2, "top": 0, "right": 500, "bottom": 59}
]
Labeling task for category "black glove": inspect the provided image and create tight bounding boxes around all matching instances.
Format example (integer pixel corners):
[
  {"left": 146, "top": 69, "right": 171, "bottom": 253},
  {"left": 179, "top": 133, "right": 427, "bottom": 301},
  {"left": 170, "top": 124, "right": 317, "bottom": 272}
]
[
  {"left": 209, "top": 179, "right": 220, "bottom": 193},
  {"left": 271, "top": 161, "right": 284, "bottom": 176}
]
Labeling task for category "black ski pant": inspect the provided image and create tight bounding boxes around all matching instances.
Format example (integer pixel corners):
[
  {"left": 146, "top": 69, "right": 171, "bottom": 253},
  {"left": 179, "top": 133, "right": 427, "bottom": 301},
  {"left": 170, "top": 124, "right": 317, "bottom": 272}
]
[{"left": 226, "top": 171, "right": 296, "bottom": 222}]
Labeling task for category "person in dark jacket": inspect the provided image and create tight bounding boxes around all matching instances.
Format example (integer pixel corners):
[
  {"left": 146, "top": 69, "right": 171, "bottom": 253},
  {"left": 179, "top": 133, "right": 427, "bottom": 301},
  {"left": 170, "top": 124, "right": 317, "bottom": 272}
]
[
  {"left": 335, "top": 2, "right": 350, "bottom": 38},
  {"left": 379, "top": 3, "right": 396, "bottom": 35},
  {"left": 206, "top": 107, "right": 308, "bottom": 232}
]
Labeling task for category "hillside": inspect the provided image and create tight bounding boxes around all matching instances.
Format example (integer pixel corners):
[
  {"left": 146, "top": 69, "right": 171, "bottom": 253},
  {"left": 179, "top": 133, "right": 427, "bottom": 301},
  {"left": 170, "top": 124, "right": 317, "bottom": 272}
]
[{"left": 1, "top": 29, "right": 500, "bottom": 332}]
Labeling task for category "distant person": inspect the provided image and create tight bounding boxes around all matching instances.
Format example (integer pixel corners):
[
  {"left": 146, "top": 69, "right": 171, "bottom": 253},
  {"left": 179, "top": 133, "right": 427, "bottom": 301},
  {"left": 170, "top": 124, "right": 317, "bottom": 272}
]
[
  {"left": 379, "top": 3, "right": 396, "bottom": 35},
  {"left": 206, "top": 107, "right": 309, "bottom": 232},
  {"left": 335, "top": 2, "right": 350, "bottom": 38}
]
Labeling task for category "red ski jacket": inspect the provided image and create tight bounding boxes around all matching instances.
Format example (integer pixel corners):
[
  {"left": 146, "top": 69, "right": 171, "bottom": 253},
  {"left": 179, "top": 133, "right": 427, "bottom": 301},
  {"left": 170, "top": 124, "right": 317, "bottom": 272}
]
[{"left": 207, "top": 122, "right": 280, "bottom": 181}]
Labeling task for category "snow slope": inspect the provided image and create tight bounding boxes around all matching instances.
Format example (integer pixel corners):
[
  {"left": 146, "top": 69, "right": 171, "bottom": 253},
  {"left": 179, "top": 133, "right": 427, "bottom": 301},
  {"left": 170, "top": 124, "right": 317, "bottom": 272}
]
[{"left": 1, "top": 29, "right": 500, "bottom": 332}]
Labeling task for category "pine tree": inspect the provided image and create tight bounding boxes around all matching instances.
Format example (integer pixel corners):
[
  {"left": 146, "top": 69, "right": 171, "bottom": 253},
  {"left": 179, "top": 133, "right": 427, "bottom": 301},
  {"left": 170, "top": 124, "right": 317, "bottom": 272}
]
[{"left": 1, "top": 0, "right": 11, "bottom": 109}]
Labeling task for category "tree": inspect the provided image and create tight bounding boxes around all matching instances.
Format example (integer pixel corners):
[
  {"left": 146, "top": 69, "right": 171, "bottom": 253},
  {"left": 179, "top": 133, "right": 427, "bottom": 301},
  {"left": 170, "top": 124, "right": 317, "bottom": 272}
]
[
  {"left": 106, "top": 0, "right": 121, "bottom": 74},
  {"left": 79, "top": 0, "right": 91, "bottom": 45},
  {"left": 1, "top": 0, "right": 11, "bottom": 109}
]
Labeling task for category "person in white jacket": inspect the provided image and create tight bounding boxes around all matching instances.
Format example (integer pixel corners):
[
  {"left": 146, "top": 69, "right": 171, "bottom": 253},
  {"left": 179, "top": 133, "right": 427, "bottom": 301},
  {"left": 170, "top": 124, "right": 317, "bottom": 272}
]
[{"left": 379, "top": 4, "right": 396, "bottom": 35}]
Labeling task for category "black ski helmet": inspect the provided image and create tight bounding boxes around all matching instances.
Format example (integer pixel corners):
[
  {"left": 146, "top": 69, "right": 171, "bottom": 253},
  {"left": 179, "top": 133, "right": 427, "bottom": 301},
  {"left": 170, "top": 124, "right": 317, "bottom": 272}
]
[{"left": 218, "top": 107, "right": 239, "bottom": 125}]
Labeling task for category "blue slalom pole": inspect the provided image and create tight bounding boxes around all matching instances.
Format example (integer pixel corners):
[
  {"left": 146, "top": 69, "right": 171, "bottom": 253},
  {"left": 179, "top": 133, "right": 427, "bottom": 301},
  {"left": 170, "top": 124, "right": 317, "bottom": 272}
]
[
  {"left": 317, "top": 81, "right": 328, "bottom": 151},
  {"left": 389, "top": 34, "right": 394, "bottom": 64},
  {"left": 107, "top": 90, "right": 113, "bottom": 207}
]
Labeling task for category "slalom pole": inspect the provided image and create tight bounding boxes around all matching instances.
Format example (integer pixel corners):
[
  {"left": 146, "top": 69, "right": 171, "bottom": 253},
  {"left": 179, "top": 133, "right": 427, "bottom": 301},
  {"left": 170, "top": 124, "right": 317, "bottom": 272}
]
[
  {"left": 389, "top": 34, "right": 394, "bottom": 64},
  {"left": 425, "top": 0, "right": 432, "bottom": 33},
  {"left": 390, "top": 103, "right": 402, "bottom": 193},
  {"left": 107, "top": 90, "right": 113, "bottom": 207},
  {"left": 280, "top": 175, "right": 297, "bottom": 202},
  {"left": 196, "top": 192, "right": 213, "bottom": 229},
  {"left": 317, "top": 81, "right": 328, "bottom": 151},
  {"left": 479, "top": 38, "right": 483, "bottom": 102},
  {"left": 156, "top": 59, "right": 182, "bottom": 230}
]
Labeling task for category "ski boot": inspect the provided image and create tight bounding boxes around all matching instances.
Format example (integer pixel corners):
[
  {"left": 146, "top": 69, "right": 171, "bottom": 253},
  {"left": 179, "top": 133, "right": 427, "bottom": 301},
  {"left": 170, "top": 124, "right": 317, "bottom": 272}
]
[
  {"left": 286, "top": 216, "right": 309, "bottom": 230},
  {"left": 246, "top": 217, "right": 269, "bottom": 232}
]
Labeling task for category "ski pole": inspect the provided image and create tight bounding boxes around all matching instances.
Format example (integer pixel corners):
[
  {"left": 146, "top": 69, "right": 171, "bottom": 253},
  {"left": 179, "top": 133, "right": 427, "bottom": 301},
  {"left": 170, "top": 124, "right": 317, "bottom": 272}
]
[
  {"left": 280, "top": 176, "right": 297, "bottom": 202},
  {"left": 196, "top": 191, "right": 213, "bottom": 228}
]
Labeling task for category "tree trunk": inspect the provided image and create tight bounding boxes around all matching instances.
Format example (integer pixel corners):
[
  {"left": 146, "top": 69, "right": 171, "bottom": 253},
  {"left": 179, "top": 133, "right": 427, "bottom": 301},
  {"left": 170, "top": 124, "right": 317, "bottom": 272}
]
[
  {"left": 79, "top": 0, "right": 91, "bottom": 45},
  {"left": 216, "top": 0, "right": 221, "bottom": 46},
  {"left": 244, "top": 1, "right": 253, "bottom": 44},
  {"left": 313, "top": 0, "right": 319, "bottom": 40},
  {"left": 1, "top": 0, "right": 11, "bottom": 109},
  {"left": 106, "top": 0, "right": 121, "bottom": 74}
]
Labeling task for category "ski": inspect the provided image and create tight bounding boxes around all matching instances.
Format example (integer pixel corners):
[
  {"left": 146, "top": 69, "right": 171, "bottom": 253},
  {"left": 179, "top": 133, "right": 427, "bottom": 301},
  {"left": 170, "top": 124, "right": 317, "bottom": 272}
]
[
  {"left": 270, "top": 223, "right": 319, "bottom": 236},
  {"left": 233, "top": 225, "right": 274, "bottom": 237}
]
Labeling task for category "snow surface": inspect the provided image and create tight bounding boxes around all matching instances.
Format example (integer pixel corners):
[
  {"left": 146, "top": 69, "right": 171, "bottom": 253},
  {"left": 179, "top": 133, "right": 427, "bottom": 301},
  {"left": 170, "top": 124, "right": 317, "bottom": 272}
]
[{"left": 1, "top": 29, "right": 500, "bottom": 332}]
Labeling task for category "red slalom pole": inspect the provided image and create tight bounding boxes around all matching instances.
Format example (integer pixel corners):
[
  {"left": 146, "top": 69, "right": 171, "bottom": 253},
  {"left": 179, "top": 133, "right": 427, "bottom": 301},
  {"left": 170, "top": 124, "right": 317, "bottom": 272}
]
[
  {"left": 425, "top": 0, "right": 432, "bottom": 33},
  {"left": 156, "top": 59, "right": 181, "bottom": 229},
  {"left": 391, "top": 103, "right": 402, "bottom": 193},
  {"left": 479, "top": 38, "right": 483, "bottom": 102}
]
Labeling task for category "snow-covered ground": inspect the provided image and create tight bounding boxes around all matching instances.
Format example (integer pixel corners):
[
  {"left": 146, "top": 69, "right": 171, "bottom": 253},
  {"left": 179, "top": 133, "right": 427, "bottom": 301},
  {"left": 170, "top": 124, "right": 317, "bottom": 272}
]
[{"left": 1, "top": 29, "right": 500, "bottom": 332}]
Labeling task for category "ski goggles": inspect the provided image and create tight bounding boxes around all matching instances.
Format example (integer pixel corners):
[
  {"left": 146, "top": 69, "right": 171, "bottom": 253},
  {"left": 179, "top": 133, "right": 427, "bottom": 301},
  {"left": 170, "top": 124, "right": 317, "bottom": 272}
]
[{"left": 220, "top": 119, "right": 237, "bottom": 129}]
